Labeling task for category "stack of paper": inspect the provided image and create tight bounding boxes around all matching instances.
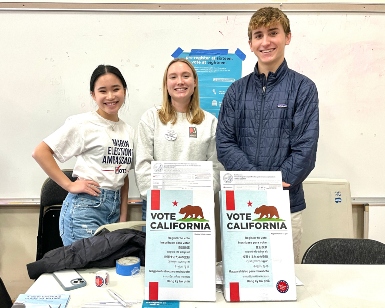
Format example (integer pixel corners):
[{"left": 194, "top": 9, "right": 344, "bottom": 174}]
[{"left": 12, "top": 294, "right": 70, "bottom": 308}]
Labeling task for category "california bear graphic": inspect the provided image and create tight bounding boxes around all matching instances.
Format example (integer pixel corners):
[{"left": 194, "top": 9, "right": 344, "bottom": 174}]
[
  {"left": 254, "top": 205, "right": 279, "bottom": 219},
  {"left": 179, "top": 205, "right": 204, "bottom": 219}
]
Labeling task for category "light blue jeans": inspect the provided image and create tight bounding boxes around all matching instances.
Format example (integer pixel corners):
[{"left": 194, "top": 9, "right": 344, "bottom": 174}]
[{"left": 59, "top": 189, "right": 121, "bottom": 246}]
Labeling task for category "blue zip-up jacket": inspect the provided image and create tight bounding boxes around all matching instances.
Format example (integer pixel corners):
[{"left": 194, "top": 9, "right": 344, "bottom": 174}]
[{"left": 216, "top": 60, "right": 319, "bottom": 213}]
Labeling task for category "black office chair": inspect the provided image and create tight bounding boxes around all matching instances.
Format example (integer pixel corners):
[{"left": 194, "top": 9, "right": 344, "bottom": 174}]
[
  {"left": 36, "top": 169, "right": 76, "bottom": 261},
  {"left": 301, "top": 238, "right": 385, "bottom": 264},
  {"left": 0, "top": 277, "right": 12, "bottom": 308}
]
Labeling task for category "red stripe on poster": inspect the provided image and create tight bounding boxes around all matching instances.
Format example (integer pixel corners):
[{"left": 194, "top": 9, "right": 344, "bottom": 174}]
[
  {"left": 226, "top": 190, "right": 235, "bottom": 210},
  {"left": 151, "top": 190, "right": 160, "bottom": 210},
  {"left": 229, "top": 282, "right": 240, "bottom": 301},
  {"left": 149, "top": 281, "right": 159, "bottom": 300}
]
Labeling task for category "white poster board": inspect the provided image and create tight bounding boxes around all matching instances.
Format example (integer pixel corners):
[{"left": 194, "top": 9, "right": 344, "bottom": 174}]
[
  {"left": 220, "top": 189, "right": 296, "bottom": 301},
  {"left": 145, "top": 189, "right": 216, "bottom": 301}
]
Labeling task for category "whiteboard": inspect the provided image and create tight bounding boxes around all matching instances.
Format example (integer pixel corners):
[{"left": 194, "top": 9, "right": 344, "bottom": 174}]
[{"left": 1, "top": 9, "right": 384, "bottom": 199}]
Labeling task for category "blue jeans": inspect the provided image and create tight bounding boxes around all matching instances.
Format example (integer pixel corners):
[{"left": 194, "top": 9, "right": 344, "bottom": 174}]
[
  {"left": 141, "top": 199, "right": 147, "bottom": 232},
  {"left": 59, "top": 189, "right": 121, "bottom": 246},
  {"left": 142, "top": 199, "right": 147, "bottom": 221}
]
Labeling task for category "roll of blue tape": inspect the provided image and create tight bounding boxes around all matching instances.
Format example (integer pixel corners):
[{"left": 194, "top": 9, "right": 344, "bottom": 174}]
[{"left": 116, "top": 256, "right": 140, "bottom": 276}]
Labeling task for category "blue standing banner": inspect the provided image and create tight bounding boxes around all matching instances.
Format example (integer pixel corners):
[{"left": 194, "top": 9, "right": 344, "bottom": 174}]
[{"left": 172, "top": 48, "right": 245, "bottom": 118}]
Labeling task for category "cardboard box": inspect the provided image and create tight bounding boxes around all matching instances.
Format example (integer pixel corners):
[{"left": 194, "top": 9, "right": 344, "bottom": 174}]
[
  {"left": 220, "top": 190, "right": 296, "bottom": 302},
  {"left": 145, "top": 189, "right": 216, "bottom": 301}
]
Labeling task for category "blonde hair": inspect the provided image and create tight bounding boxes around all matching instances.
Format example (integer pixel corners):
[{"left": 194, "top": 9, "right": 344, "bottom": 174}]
[
  {"left": 248, "top": 7, "right": 291, "bottom": 40},
  {"left": 158, "top": 58, "right": 205, "bottom": 125}
]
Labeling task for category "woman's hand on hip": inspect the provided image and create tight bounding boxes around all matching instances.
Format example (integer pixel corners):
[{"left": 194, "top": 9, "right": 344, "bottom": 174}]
[{"left": 68, "top": 179, "right": 101, "bottom": 196}]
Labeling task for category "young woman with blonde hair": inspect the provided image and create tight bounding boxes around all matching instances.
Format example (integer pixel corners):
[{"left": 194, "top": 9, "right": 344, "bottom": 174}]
[{"left": 135, "top": 58, "right": 222, "bottom": 219}]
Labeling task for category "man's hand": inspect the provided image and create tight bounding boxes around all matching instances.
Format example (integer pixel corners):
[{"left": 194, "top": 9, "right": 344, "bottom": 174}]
[{"left": 282, "top": 181, "right": 291, "bottom": 188}]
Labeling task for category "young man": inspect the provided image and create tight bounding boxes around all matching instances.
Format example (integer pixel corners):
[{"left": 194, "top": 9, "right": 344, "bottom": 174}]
[{"left": 216, "top": 7, "right": 319, "bottom": 263}]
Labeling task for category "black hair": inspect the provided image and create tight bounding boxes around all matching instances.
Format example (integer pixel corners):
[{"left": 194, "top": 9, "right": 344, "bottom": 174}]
[{"left": 90, "top": 65, "right": 127, "bottom": 92}]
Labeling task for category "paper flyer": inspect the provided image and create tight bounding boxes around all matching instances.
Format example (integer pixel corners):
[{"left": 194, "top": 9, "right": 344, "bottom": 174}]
[
  {"left": 145, "top": 189, "right": 216, "bottom": 301},
  {"left": 220, "top": 171, "right": 283, "bottom": 191},
  {"left": 151, "top": 161, "right": 213, "bottom": 191},
  {"left": 176, "top": 48, "right": 244, "bottom": 118},
  {"left": 220, "top": 189, "right": 296, "bottom": 301},
  {"left": 12, "top": 294, "right": 70, "bottom": 308}
]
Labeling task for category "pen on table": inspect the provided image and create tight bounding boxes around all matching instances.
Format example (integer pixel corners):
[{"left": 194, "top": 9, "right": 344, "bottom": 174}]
[{"left": 107, "top": 289, "right": 127, "bottom": 307}]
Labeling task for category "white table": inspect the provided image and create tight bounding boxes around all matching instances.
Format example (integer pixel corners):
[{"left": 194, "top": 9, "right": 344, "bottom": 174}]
[{"left": 27, "top": 265, "right": 385, "bottom": 307}]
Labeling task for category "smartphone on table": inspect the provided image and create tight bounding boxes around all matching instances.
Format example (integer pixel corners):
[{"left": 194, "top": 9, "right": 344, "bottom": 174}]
[{"left": 53, "top": 269, "right": 87, "bottom": 291}]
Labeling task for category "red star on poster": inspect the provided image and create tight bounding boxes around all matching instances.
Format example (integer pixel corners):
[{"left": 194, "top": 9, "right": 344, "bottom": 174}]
[
  {"left": 172, "top": 200, "right": 178, "bottom": 206},
  {"left": 247, "top": 200, "right": 253, "bottom": 207}
]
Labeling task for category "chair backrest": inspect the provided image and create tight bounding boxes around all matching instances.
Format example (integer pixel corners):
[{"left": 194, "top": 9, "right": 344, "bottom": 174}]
[
  {"left": 301, "top": 238, "right": 385, "bottom": 264},
  {"left": 40, "top": 170, "right": 76, "bottom": 207},
  {"left": 36, "top": 169, "right": 76, "bottom": 261}
]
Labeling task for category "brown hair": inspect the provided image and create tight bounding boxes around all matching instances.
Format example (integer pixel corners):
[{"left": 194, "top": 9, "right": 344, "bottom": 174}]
[
  {"left": 248, "top": 7, "right": 291, "bottom": 40},
  {"left": 158, "top": 58, "right": 204, "bottom": 125}
]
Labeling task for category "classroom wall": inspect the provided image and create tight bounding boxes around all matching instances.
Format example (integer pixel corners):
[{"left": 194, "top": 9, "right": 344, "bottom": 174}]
[
  {"left": 0, "top": 0, "right": 382, "bottom": 300},
  {"left": 1, "top": 3, "right": 385, "bottom": 202},
  {"left": 0, "top": 206, "right": 38, "bottom": 301}
]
